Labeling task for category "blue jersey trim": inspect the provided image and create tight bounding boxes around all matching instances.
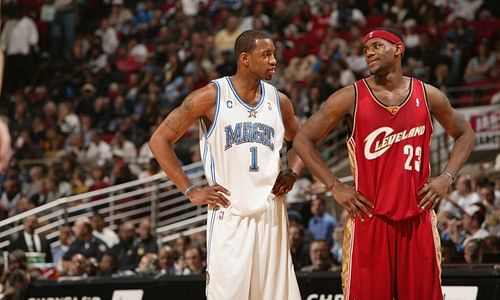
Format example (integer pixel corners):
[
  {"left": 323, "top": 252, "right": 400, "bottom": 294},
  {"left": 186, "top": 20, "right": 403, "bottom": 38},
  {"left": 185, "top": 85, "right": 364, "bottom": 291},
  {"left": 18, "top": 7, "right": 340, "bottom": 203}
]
[
  {"left": 206, "top": 81, "right": 222, "bottom": 138},
  {"left": 226, "top": 77, "right": 265, "bottom": 111},
  {"left": 274, "top": 87, "right": 284, "bottom": 128}
]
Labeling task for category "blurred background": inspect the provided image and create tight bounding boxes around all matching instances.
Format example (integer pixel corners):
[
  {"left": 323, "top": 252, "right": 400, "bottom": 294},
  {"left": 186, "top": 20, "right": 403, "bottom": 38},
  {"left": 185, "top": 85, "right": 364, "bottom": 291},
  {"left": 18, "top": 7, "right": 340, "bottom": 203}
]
[{"left": 0, "top": 0, "right": 499, "bottom": 299}]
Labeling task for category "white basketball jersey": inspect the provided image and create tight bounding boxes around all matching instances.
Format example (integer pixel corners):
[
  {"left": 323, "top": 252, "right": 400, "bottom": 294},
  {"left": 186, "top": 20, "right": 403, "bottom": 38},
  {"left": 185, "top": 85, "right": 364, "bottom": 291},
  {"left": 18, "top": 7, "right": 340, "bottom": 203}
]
[{"left": 200, "top": 77, "right": 285, "bottom": 216}]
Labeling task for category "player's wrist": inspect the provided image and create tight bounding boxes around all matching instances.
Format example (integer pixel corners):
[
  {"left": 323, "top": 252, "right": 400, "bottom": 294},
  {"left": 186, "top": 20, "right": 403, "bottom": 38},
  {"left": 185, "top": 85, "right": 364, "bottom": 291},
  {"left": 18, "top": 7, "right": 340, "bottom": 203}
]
[
  {"left": 287, "top": 169, "right": 298, "bottom": 179},
  {"left": 183, "top": 184, "right": 198, "bottom": 197},
  {"left": 440, "top": 171, "right": 455, "bottom": 183},
  {"left": 329, "top": 179, "right": 341, "bottom": 192}
]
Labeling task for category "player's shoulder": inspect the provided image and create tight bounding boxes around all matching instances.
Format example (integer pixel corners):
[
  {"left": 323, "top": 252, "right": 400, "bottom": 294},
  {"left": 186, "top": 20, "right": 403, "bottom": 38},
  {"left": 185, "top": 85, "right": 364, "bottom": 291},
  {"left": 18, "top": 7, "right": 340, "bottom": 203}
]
[
  {"left": 326, "top": 84, "right": 356, "bottom": 103},
  {"left": 189, "top": 81, "right": 218, "bottom": 104}
]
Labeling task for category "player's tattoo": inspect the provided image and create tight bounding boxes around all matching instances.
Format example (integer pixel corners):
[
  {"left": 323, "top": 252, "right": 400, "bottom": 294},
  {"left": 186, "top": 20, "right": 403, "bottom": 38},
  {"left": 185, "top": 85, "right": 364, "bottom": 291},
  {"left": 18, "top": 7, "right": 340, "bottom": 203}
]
[
  {"left": 164, "top": 97, "right": 194, "bottom": 134},
  {"left": 307, "top": 110, "right": 332, "bottom": 140},
  {"left": 451, "top": 112, "right": 467, "bottom": 132},
  {"left": 182, "top": 96, "right": 194, "bottom": 114}
]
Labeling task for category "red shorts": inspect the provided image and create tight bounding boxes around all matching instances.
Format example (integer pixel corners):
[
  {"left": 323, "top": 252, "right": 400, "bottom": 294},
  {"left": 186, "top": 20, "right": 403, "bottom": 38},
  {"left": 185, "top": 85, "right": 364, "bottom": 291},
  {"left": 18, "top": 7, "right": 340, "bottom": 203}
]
[{"left": 342, "top": 210, "right": 443, "bottom": 300}]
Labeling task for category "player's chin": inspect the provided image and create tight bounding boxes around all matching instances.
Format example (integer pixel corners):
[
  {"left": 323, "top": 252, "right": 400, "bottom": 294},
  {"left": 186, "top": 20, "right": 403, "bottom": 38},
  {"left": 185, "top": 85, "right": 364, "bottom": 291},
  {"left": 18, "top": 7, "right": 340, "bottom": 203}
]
[
  {"left": 368, "top": 66, "right": 378, "bottom": 75},
  {"left": 263, "top": 74, "right": 273, "bottom": 81}
]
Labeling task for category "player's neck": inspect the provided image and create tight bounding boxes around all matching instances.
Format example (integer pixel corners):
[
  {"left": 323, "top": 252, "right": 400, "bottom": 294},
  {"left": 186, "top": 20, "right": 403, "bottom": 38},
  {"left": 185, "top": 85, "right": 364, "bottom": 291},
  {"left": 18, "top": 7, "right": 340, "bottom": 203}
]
[
  {"left": 229, "top": 74, "right": 261, "bottom": 103},
  {"left": 373, "top": 71, "right": 405, "bottom": 91}
]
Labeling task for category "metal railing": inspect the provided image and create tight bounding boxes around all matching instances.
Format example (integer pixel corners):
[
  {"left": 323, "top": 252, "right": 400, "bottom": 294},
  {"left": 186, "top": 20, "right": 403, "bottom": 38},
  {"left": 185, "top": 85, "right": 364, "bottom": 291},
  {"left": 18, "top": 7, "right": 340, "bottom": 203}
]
[{"left": 2, "top": 106, "right": 493, "bottom": 251}]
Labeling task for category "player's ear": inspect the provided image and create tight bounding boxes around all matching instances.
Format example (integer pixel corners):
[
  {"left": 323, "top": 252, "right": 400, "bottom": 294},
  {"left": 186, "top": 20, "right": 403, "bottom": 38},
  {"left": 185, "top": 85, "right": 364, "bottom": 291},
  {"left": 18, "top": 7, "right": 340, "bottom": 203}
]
[
  {"left": 394, "top": 43, "right": 404, "bottom": 57},
  {"left": 240, "top": 52, "right": 250, "bottom": 67}
]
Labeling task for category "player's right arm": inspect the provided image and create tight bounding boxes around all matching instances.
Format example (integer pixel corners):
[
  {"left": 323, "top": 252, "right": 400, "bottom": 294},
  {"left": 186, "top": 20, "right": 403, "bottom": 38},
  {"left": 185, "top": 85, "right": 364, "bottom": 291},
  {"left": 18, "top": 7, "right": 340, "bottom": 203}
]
[
  {"left": 149, "top": 84, "right": 230, "bottom": 208},
  {"left": 293, "top": 86, "right": 373, "bottom": 220},
  {"left": 0, "top": 51, "right": 11, "bottom": 172}
]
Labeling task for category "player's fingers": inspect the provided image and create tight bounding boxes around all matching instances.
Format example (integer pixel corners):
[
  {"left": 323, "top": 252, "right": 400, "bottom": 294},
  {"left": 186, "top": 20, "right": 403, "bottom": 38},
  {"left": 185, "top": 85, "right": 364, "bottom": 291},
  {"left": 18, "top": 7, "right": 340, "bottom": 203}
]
[
  {"left": 417, "top": 184, "right": 429, "bottom": 197},
  {"left": 213, "top": 193, "right": 230, "bottom": 207},
  {"left": 213, "top": 185, "right": 231, "bottom": 196},
  {"left": 354, "top": 199, "right": 372, "bottom": 219},
  {"left": 418, "top": 191, "right": 432, "bottom": 208},
  {"left": 420, "top": 192, "right": 437, "bottom": 209},
  {"left": 431, "top": 195, "right": 441, "bottom": 210},
  {"left": 357, "top": 194, "right": 374, "bottom": 209},
  {"left": 353, "top": 208, "right": 366, "bottom": 222}
]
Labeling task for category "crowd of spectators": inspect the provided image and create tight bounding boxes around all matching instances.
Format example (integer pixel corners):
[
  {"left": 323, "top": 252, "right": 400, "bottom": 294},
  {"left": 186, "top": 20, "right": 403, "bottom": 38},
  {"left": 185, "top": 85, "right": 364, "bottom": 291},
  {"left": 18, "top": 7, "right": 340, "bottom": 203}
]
[{"left": 0, "top": 0, "right": 499, "bottom": 294}]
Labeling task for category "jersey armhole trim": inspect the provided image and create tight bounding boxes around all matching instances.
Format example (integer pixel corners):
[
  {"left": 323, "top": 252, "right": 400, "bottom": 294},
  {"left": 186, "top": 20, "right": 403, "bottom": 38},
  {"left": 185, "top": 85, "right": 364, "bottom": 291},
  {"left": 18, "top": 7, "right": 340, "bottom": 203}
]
[
  {"left": 274, "top": 87, "right": 285, "bottom": 131},
  {"left": 422, "top": 82, "right": 434, "bottom": 133},
  {"left": 347, "top": 82, "right": 358, "bottom": 142},
  {"left": 206, "top": 81, "right": 222, "bottom": 138}
]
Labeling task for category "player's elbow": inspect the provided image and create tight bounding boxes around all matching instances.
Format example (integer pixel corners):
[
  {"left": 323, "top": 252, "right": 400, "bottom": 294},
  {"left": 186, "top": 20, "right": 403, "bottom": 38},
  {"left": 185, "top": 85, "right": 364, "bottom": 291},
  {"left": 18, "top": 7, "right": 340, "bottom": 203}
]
[
  {"left": 292, "top": 131, "right": 309, "bottom": 153},
  {"left": 148, "top": 130, "right": 162, "bottom": 155}
]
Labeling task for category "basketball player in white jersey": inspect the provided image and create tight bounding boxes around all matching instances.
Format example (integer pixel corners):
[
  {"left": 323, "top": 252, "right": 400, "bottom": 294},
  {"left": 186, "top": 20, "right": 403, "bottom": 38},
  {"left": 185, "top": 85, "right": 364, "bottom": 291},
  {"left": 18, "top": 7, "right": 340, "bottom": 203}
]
[{"left": 149, "top": 30, "right": 303, "bottom": 300}]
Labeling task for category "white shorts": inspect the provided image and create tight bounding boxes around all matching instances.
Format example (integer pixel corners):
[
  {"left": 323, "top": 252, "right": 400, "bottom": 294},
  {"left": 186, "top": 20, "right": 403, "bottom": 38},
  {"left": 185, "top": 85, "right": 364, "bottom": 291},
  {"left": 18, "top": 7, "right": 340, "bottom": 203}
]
[{"left": 205, "top": 197, "right": 301, "bottom": 300}]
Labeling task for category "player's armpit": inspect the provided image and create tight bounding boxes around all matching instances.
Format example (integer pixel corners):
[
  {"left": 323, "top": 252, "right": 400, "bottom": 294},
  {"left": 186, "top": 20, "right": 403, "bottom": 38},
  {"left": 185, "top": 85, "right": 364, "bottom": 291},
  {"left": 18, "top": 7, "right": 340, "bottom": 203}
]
[{"left": 278, "top": 92, "right": 301, "bottom": 141}]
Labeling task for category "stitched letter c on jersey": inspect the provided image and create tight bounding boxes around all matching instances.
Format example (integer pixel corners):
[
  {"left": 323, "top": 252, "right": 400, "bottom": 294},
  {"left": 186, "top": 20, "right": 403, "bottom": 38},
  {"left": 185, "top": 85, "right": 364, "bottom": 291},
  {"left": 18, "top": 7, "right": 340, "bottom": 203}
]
[
  {"left": 364, "top": 125, "right": 426, "bottom": 160},
  {"left": 364, "top": 127, "right": 394, "bottom": 160}
]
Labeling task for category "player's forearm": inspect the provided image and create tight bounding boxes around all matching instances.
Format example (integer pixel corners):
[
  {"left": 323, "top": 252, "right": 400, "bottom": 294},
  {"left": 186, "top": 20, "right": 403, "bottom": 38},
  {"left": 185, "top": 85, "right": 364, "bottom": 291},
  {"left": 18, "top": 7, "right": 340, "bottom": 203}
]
[
  {"left": 148, "top": 135, "right": 191, "bottom": 193},
  {"left": 442, "top": 128, "right": 475, "bottom": 176},
  {"left": 293, "top": 132, "right": 339, "bottom": 189},
  {"left": 286, "top": 148, "right": 304, "bottom": 176}
]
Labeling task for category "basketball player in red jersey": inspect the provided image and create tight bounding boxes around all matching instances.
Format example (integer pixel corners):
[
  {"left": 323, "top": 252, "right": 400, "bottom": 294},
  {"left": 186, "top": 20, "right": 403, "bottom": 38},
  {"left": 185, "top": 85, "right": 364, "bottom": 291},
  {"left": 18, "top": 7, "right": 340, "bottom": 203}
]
[{"left": 293, "top": 28, "right": 475, "bottom": 300}]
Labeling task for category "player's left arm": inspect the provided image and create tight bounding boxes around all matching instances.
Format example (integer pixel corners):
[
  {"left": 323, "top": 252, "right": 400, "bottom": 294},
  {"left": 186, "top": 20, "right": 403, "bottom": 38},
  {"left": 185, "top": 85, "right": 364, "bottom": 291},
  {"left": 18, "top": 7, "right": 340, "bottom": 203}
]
[
  {"left": 417, "top": 84, "right": 475, "bottom": 209},
  {"left": 271, "top": 92, "right": 304, "bottom": 197}
]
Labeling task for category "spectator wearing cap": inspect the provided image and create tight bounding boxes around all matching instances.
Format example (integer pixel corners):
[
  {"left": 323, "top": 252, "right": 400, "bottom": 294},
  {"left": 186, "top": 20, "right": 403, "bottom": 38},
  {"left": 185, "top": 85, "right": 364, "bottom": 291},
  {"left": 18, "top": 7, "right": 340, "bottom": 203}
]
[{"left": 462, "top": 204, "right": 490, "bottom": 248}]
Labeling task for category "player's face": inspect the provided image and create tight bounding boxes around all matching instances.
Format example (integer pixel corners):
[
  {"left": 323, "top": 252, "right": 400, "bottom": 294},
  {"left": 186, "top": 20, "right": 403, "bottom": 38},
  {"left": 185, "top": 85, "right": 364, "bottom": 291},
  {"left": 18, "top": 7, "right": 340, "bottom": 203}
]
[
  {"left": 364, "top": 38, "right": 397, "bottom": 75},
  {"left": 247, "top": 38, "right": 277, "bottom": 80}
]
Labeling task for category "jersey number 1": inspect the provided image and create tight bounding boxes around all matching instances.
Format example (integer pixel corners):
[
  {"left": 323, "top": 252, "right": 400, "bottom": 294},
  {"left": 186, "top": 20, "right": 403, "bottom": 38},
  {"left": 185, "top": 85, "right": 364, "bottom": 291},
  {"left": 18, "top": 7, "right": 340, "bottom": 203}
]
[
  {"left": 403, "top": 145, "right": 421, "bottom": 171},
  {"left": 249, "top": 146, "right": 259, "bottom": 172}
]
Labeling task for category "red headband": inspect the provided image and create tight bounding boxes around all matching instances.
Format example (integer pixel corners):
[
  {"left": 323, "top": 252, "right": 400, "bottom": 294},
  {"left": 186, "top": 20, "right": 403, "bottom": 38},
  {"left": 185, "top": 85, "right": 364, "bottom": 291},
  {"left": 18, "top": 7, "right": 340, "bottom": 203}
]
[{"left": 364, "top": 30, "right": 405, "bottom": 55}]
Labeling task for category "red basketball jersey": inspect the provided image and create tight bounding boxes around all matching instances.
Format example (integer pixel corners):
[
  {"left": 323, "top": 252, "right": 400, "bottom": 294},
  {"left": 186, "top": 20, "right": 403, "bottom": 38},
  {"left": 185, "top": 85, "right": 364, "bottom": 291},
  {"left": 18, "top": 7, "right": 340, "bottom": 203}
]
[{"left": 348, "top": 78, "right": 433, "bottom": 220}]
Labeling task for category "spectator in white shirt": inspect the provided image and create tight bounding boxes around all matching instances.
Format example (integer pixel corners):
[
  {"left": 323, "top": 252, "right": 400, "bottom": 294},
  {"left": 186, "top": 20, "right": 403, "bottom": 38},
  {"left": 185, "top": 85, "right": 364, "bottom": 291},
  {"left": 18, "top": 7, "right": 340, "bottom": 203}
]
[
  {"left": 96, "top": 18, "right": 119, "bottom": 56},
  {"left": 110, "top": 130, "right": 137, "bottom": 164},
  {"left": 0, "top": 5, "right": 38, "bottom": 94},
  {"left": 462, "top": 204, "right": 490, "bottom": 249},
  {"left": 80, "top": 130, "right": 112, "bottom": 167},
  {"left": 91, "top": 212, "right": 119, "bottom": 248}
]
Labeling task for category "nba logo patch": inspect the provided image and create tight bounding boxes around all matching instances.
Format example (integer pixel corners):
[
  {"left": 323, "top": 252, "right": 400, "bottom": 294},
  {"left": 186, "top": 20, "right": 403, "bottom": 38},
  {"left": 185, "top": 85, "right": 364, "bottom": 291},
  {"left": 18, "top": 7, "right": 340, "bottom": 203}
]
[
  {"left": 268, "top": 102, "right": 272, "bottom": 111},
  {"left": 219, "top": 211, "right": 224, "bottom": 220},
  {"left": 416, "top": 98, "right": 420, "bottom": 107}
]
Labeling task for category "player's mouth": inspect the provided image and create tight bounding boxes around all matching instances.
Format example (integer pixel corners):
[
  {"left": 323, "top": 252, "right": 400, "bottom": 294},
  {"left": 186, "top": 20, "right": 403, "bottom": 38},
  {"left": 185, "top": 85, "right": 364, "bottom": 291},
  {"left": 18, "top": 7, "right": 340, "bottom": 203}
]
[{"left": 267, "top": 68, "right": 276, "bottom": 74}]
